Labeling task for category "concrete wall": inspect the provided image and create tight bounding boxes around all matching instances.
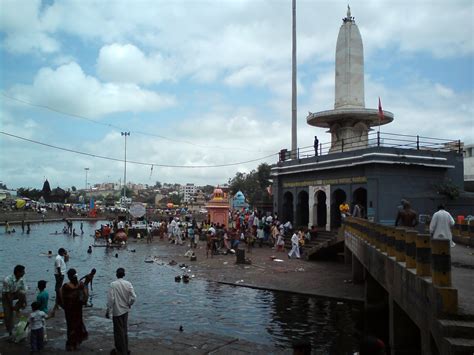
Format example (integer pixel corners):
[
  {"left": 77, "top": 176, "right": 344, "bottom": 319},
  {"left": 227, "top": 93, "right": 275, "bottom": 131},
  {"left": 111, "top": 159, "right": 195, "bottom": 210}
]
[{"left": 345, "top": 228, "right": 458, "bottom": 354}]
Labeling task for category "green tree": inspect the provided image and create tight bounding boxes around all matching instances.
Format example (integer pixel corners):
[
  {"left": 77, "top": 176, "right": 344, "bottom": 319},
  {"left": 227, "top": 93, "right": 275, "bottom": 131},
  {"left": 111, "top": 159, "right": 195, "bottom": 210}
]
[
  {"left": 104, "top": 193, "right": 118, "bottom": 206},
  {"left": 17, "top": 188, "right": 42, "bottom": 201},
  {"left": 51, "top": 187, "right": 70, "bottom": 203},
  {"left": 228, "top": 163, "right": 272, "bottom": 208},
  {"left": 71, "top": 186, "right": 77, "bottom": 192},
  {"left": 201, "top": 185, "right": 215, "bottom": 195},
  {"left": 169, "top": 193, "right": 182, "bottom": 206}
]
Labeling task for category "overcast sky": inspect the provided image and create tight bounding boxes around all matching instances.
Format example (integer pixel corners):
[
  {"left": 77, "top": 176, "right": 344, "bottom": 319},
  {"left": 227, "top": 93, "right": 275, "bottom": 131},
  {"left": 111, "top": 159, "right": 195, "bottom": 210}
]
[{"left": 1, "top": 0, "right": 473, "bottom": 190}]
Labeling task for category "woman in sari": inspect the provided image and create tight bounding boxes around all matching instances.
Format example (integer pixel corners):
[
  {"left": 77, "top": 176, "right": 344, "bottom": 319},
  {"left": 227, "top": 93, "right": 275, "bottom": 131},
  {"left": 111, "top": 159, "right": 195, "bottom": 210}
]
[{"left": 61, "top": 268, "right": 88, "bottom": 351}]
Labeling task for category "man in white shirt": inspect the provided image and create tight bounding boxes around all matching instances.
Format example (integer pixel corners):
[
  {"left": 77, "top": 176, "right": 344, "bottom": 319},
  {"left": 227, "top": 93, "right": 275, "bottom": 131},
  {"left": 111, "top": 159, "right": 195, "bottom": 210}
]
[
  {"left": 52, "top": 248, "right": 67, "bottom": 315},
  {"left": 288, "top": 231, "right": 301, "bottom": 259},
  {"left": 430, "top": 205, "right": 456, "bottom": 247},
  {"left": 106, "top": 268, "right": 136, "bottom": 355}
]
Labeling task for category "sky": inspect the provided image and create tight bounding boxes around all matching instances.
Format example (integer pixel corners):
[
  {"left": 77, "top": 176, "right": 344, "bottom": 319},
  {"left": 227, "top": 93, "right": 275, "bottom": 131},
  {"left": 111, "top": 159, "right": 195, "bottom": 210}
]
[{"left": 1, "top": 0, "right": 473, "bottom": 191}]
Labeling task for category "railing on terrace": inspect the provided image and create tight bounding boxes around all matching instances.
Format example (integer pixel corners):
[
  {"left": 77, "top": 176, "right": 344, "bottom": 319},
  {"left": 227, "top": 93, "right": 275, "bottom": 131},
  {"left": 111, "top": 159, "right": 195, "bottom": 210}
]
[{"left": 279, "top": 131, "right": 463, "bottom": 162}]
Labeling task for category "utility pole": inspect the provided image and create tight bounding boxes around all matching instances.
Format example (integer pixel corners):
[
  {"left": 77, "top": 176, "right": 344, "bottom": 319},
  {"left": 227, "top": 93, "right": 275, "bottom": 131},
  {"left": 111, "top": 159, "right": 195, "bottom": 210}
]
[
  {"left": 121, "top": 132, "right": 130, "bottom": 203},
  {"left": 84, "top": 168, "right": 89, "bottom": 191},
  {"left": 291, "top": 0, "right": 297, "bottom": 158}
]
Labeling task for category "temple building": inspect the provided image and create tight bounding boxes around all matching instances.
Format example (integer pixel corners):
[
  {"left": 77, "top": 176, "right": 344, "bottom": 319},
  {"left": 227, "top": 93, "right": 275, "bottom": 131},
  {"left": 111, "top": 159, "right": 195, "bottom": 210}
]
[
  {"left": 272, "top": 7, "right": 469, "bottom": 230},
  {"left": 206, "top": 187, "right": 229, "bottom": 228},
  {"left": 230, "top": 191, "right": 249, "bottom": 210}
]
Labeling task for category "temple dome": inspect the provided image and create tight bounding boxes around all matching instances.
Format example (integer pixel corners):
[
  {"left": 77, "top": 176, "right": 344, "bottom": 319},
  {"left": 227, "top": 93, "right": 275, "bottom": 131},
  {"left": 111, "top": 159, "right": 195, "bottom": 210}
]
[
  {"left": 235, "top": 191, "right": 245, "bottom": 201},
  {"left": 213, "top": 187, "right": 223, "bottom": 199}
]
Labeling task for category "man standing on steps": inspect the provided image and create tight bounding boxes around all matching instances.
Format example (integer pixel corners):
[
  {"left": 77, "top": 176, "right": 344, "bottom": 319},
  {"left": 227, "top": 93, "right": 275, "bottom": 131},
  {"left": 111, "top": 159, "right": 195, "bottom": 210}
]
[
  {"left": 106, "top": 267, "right": 136, "bottom": 355},
  {"left": 288, "top": 229, "right": 301, "bottom": 259}
]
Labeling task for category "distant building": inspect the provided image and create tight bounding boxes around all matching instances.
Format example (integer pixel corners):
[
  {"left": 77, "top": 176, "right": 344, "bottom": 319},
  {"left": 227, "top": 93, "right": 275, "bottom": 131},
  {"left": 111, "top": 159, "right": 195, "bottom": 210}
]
[
  {"left": 154, "top": 193, "right": 164, "bottom": 207},
  {"left": 464, "top": 144, "right": 474, "bottom": 192},
  {"left": 0, "top": 189, "right": 16, "bottom": 201},
  {"left": 180, "top": 183, "right": 197, "bottom": 203}
]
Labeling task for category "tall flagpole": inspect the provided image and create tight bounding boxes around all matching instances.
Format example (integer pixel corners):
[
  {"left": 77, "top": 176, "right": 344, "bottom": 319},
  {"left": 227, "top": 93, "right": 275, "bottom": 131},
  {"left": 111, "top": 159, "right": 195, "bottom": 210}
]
[{"left": 291, "top": 0, "right": 297, "bottom": 158}]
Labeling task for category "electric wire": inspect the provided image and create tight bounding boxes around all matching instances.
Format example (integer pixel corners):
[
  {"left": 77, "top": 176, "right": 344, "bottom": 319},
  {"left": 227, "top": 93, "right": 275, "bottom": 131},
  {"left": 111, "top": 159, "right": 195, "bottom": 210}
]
[
  {"left": 0, "top": 131, "right": 277, "bottom": 168},
  {"left": 0, "top": 92, "right": 273, "bottom": 153}
]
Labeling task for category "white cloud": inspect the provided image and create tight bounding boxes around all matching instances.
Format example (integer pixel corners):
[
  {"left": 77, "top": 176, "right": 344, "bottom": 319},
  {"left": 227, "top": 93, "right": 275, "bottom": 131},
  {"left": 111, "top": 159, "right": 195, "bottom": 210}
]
[
  {"left": 7, "top": 62, "right": 176, "bottom": 118},
  {"left": 0, "top": 0, "right": 59, "bottom": 54},
  {"left": 1, "top": 0, "right": 473, "bottom": 190},
  {"left": 97, "top": 44, "right": 176, "bottom": 84}
]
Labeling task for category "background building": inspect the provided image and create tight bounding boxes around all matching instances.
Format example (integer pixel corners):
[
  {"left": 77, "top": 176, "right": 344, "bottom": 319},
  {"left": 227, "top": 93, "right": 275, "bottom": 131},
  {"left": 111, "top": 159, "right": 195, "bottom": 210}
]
[{"left": 180, "top": 183, "right": 197, "bottom": 203}]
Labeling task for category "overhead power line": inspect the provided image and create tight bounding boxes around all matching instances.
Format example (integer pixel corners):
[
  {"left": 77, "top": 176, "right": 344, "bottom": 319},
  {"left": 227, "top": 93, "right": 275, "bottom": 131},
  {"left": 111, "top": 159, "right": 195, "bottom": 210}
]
[
  {"left": 0, "top": 92, "right": 273, "bottom": 153},
  {"left": 0, "top": 131, "right": 277, "bottom": 168}
]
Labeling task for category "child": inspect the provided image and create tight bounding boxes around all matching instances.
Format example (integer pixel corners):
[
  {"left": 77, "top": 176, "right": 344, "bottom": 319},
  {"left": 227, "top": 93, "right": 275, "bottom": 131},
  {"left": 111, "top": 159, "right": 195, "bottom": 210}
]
[
  {"left": 25, "top": 301, "right": 47, "bottom": 352},
  {"left": 276, "top": 233, "right": 285, "bottom": 252},
  {"left": 36, "top": 280, "right": 49, "bottom": 313}
]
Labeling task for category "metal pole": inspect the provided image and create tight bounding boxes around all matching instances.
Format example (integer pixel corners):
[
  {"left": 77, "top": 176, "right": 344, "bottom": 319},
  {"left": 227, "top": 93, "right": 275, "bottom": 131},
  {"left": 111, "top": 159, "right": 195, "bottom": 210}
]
[
  {"left": 121, "top": 132, "right": 130, "bottom": 201},
  {"left": 291, "top": 0, "right": 297, "bottom": 158},
  {"left": 84, "top": 168, "right": 89, "bottom": 191}
]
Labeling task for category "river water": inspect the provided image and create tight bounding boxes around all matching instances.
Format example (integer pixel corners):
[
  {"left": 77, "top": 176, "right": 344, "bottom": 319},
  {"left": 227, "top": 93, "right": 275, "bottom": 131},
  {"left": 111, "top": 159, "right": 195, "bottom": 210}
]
[{"left": 0, "top": 220, "right": 361, "bottom": 353}]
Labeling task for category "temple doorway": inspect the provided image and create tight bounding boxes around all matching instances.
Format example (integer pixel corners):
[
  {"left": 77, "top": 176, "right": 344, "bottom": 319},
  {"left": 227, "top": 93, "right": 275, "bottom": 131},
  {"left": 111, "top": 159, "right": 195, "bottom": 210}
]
[
  {"left": 282, "top": 191, "right": 294, "bottom": 225},
  {"left": 296, "top": 191, "right": 309, "bottom": 228},
  {"left": 352, "top": 187, "right": 367, "bottom": 218},
  {"left": 313, "top": 190, "right": 327, "bottom": 228},
  {"left": 331, "top": 189, "right": 347, "bottom": 228}
]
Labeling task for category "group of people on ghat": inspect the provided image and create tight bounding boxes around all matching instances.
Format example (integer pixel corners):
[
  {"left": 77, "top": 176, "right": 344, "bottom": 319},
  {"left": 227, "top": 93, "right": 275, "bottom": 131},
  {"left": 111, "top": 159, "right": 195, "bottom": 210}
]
[
  {"left": 341, "top": 198, "right": 457, "bottom": 247},
  {"left": 4, "top": 220, "right": 31, "bottom": 234},
  {"left": 93, "top": 209, "right": 319, "bottom": 260},
  {"left": 2, "top": 247, "right": 136, "bottom": 354},
  {"left": 126, "top": 209, "right": 320, "bottom": 260}
]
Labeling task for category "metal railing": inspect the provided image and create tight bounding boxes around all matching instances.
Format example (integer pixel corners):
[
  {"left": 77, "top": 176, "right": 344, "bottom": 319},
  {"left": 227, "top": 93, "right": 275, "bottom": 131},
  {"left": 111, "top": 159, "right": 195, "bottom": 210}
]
[{"left": 279, "top": 131, "right": 462, "bottom": 161}]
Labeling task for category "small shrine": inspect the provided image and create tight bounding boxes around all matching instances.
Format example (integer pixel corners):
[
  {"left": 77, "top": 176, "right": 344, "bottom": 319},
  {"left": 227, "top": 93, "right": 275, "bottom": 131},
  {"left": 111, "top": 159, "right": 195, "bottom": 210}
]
[
  {"left": 230, "top": 190, "right": 249, "bottom": 210},
  {"left": 206, "top": 187, "right": 229, "bottom": 228}
]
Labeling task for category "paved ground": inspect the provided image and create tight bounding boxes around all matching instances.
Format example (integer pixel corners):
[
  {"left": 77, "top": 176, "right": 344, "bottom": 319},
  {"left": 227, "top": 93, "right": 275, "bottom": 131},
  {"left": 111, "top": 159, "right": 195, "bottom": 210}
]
[
  {"left": 0, "top": 229, "right": 363, "bottom": 354},
  {"left": 451, "top": 243, "right": 474, "bottom": 316}
]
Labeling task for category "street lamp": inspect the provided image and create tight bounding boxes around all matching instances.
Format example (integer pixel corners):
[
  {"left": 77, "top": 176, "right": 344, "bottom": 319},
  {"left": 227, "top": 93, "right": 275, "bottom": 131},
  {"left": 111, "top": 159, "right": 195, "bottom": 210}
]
[
  {"left": 84, "top": 168, "right": 89, "bottom": 191},
  {"left": 121, "top": 132, "right": 130, "bottom": 202}
]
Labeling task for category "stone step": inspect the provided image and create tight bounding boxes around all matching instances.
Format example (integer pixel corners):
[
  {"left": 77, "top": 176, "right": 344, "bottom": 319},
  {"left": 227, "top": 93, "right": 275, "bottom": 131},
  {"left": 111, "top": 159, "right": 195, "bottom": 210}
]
[
  {"left": 438, "top": 319, "right": 474, "bottom": 338},
  {"left": 443, "top": 337, "right": 474, "bottom": 355}
]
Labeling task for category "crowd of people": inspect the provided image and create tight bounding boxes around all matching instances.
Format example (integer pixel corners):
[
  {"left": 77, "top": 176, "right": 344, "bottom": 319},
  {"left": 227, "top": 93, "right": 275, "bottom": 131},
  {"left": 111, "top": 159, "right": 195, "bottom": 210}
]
[
  {"left": 131, "top": 210, "right": 320, "bottom": 260},
  {"left": 2, "top": 247, "right": 136, "bottom": 354},
  {"left": 1, "top": 201, "right": 461, "bottom": 353}
]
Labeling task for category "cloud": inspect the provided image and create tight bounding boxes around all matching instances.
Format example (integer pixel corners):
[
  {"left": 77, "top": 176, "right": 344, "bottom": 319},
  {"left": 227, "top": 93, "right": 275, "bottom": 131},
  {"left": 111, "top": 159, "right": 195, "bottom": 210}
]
[
  {"left": 7, "top": 62, "right": 176, "bottom": 118},
  {"left": 0, "top": 0, "right": 59, "bottom": 54},
  {"left": 1, "top": 0, "right": 473, "bottom": 191},
  {"left": 97, "top": 44, "right": 176, "bottom": 84}
]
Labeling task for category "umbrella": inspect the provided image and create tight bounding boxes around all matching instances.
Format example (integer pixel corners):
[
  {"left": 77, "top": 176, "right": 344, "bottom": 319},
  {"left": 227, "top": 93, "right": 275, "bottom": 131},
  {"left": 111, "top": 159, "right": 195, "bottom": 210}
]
[{"left": 15, "top": 199, "right": 26, "bottom": 209}]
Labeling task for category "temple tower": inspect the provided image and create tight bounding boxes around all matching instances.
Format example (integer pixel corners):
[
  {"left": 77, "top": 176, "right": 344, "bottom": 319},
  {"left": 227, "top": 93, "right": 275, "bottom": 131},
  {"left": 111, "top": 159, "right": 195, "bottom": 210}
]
[{"left": 307, "top": 6, "right": 394, "bottom": 152}]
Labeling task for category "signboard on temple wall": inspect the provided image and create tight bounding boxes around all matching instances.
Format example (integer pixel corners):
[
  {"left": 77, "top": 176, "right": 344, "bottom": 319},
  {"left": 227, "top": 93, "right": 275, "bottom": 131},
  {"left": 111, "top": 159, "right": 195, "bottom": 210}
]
[{"left": 282, "top": 176, "right": 367, "bottom": 188}]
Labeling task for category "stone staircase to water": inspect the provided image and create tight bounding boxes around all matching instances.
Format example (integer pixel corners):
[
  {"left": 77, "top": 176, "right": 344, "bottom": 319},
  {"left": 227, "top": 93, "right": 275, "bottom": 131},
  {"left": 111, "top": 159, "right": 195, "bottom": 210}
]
[
  {"left": 284, "top": 230, "right": 341, "bottom": 260},
  {"left": 437, "top": 314, "right": 474, "bottom": 354}
]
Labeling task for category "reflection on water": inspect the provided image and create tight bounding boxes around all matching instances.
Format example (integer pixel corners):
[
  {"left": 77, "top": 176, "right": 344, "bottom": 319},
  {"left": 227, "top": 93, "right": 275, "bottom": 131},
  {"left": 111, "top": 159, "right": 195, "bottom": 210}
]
[{"left": 0, "top": 221, "right": 360, "bottom": 351}]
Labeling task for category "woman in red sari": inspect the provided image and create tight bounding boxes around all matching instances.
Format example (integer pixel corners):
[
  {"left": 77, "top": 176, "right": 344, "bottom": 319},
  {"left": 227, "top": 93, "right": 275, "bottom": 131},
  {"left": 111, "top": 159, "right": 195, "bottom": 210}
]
[{"left": 61, "top": 268, "right": 88, "bottom": 351}]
